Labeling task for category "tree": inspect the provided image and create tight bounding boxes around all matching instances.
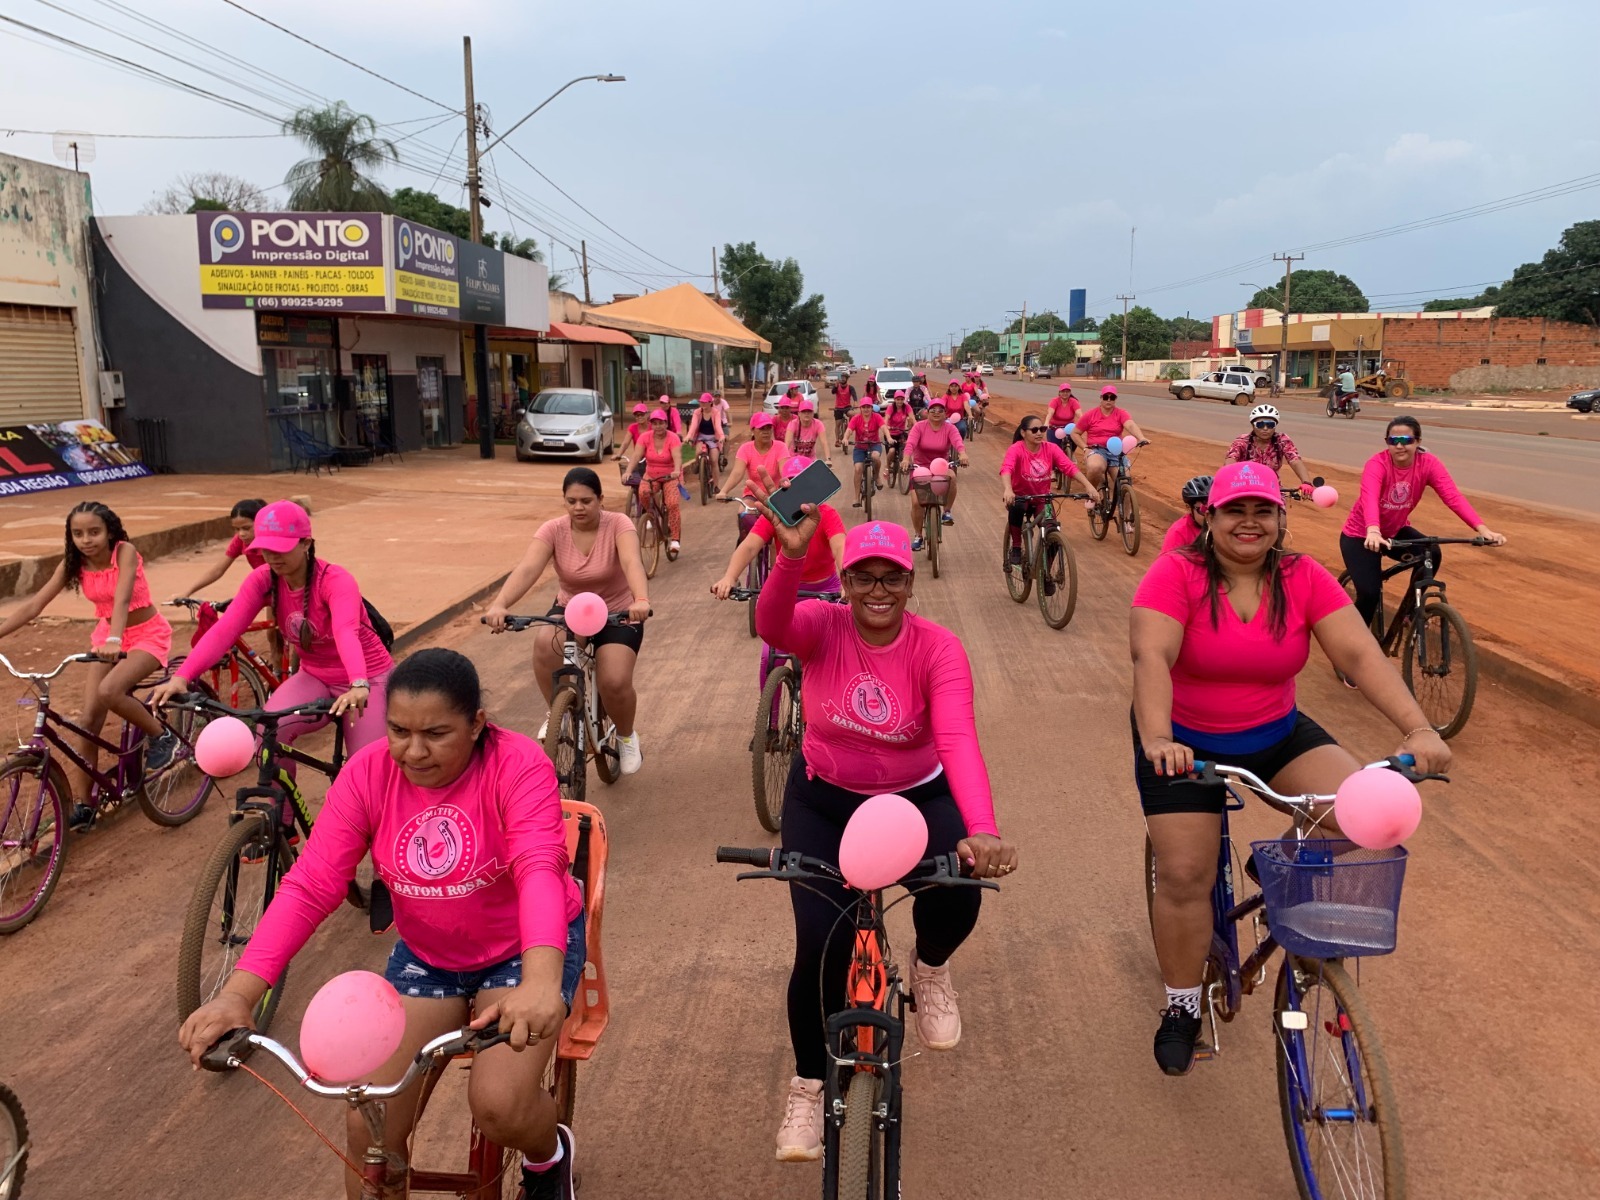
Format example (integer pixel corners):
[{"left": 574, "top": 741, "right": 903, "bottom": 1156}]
[
  {"left": 1098, "top": 305, "right": 1171, "bottom": 362},
  {"left": 958, "top": 329, "right": 1000, "bottom": 359},
  {"left": 720, "top": 241, "right": 828, "bottom": 367},
  {"left": 1422, "top": 286, "right": 1499, "bottom": 312},
  {"left": 1039, "top": 338, "right": 1077, "bottom": 368},
  {"left": 141, "top": 171, "right": 268, "bottom": 214},
  {"left": 829, "top": 347, "right": 853, "bottom": 362},
  {"left": 1167, "top": 316, "right": 1211, "bottom": 342},
  {"left": 1005, "top": 310, "right": 1068, "bottom": 334},
  {"left": 1248, "top": 269, "right": 1368, "bottom": 314},
  {"left": 281, "top": 101, "right": 397, "bottom": 212},
  {"left": 389, "top": 187, "right": 562, "bottom": 284},
  {"left": 1068, "top": 316, "right": 1098, "bottom": 333},
  {"left": 1490, "top": 222, "right": 1600, "bottom": 324}
]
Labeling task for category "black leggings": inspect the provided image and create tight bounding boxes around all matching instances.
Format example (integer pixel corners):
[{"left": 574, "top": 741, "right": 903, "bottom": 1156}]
[
  {"left": 1339, "top": 526, "right": 1437, "bottom": 627},
  {"left": 781, "top": 753, "right": 982, "bottom": 1080}
]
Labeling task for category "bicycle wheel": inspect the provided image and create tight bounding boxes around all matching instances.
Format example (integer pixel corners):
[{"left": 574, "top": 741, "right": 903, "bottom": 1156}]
[
  {"left": 1276, "top": 958, "right": 1405, "bottom": 1200},
  {"left": 747, "top": 551, "right": 769, "bottom": 640},
  {"left": 1401, "top": 600, "right": 1477, "bottom": 740},
  {"left": 752, "top": 664, "right": 796, "bottom": 834},
  {"left": 1036, "top": 529, "right": 1079, "bottom": 629},
  {"left": 591, "top": 690, "right": 620, "bottom": 786},
  {"left": 1002, "top": 525, "right": 1031, "bottom": 603},
  {"left": 1088, "top": 492, "right": 1109, "bottom": 540},
  {"left": 896, "top": 455, "right": 910, "bottom": 494},
  {"left": 0, "top": 1080, "right": 27, "bottom": 1200},
  {"left": 699, "top": 456, "right": 710, "bottom": 506},
  {"left": 136, "top": 677, "right": 218, "bottom": 827},
  {"left": 0, "top": 755, "right": 70, "bottom": 935},
  {"left": 1118, "top": 483, "right": 1142, "bottom": 555},
  {"left": 924, "top": 506, "right": 940, "bottom": 579},
  {"left": 638, "top": 511, "right": 661, "bottom": 579},
  {"left": 543, "top": 688, "right": 587, "bottom": 802},
  {"left": 177, "top": 811, "right": 292, "bottom": 1033},
  {"left": 837, "top": 1071, "right": 884, "bottom": 1199},
  {"left": 201, "top": 651, "right": 269, "bottom": 713},
  {"left": 862, "top": 469, "right": 875, "bottom": 521}
]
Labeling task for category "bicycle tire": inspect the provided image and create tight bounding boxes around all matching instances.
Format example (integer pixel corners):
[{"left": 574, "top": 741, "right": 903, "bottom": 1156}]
[
  {"left": 699, "top": 456, "right": 710, "bottom": 506},
  {"left": 747, "top": 551, "right": 769, "bottom": 640},
  {"left": 925, "top": 506, "right": 940, "bottom": 579},
  {"left": 591, "top": 690, "right": 620, "bottom": 787},
  {"left": 1276, "top": 958, "right": 1406, "bottom": 1200},
  {"left": 1088, "top": 492, "right": 1109, "bottom": 540},
  {"left": 1337, "top": 570, "right": 1388, "bottom": 641},
  {"left": 0, "top": 1080, "right": 27, "bottom": 1200},
  {"left": 1036, "top": 529, "right": 1079, "bottom": 629},
  {"left": 136, "top": 677, "right": 218, "bottom": 827},
  {"left": 1002, "top": 524, "right": 1031, "bottom": 604},
  {"left": 862, "top": 469, "right": 875, "bottom": 521},
  {"left": 752, "top": 664, "right": 796, "bottom": 834},
  {"left": 543, "top": 688, "right": 586, "bottom": 802},
  {"left": 1118, "top": 483, "right": 1142, "bottom": 555},
  {"left": 837, "top": 1071, "right": 884, "bottom": 1199},
  {"left": 0, "top": 755, "right": 70, "bottom": 935},
  {"left": 638, "top": 511, "right": 661, "bottom": 579},
  {"left": 177, "top": 811, "right": 291, "bottom": 1033},
  {"left": 216, "top": 651, "right": 270, "bottom": 713},
  {"left": 1402, "top": 600, "right": 1477, "bottom": 740}
]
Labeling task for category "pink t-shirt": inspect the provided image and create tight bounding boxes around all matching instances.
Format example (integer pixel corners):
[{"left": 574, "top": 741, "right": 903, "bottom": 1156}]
[
  {"left": 905, "top": 420, "right": 965, "bottom": 468},
  {"left": 848, "top": 412, "right": 887, "bottom": 444},
  {"left": 751, "top": 503, "right": 845, "bottom": 583},
  {"left": 237, "top": 728, "right": 583, "bottom": 984},
  {"left": 755, "top": 552, "right": 999, "bottom": 837},
  {"left": 1047, "top": 396, "right": 1082, "bottom": 428},
  {"left": 1341, "top": 450, "right": 1482, "bottom": 539},
  {"left": 884, "top": 405, "right": 912, "bottom": 436},
  {"left": 640, "top": 432, "right": 682, "bottom": 479},
  {"left": 186, "top": 560, "right": 391, "bottom": 689},
  {"left": 999, "top": 441, "right": 1080, "bottom": 496},
  {"left": 1077, "top": 406, "right": 1132, "bottom": 446},
  {"left": 773, "top": 414, "right": 794, "bottom": 442},
  {"left": 1160, "top": 514, "right": 1204, "bottom": 553},
  {"left": 786, "top": 417, "right": 826, "bottom": 457},
  {"left": 1132, "top": 551, "right": 1351, "bottom": 734},
  {"left": 225, "top": 535, "right": 268, "bottom": 570},
  {"left": 534, "top": 511, "right": 636, "bottom": 612},
  {"left": 737, "top": 437, "right": 787, "bottom": 497}
]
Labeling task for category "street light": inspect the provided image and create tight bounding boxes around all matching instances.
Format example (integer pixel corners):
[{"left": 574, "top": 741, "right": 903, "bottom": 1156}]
[{"left": 480, "top": 74, "right": 627, "bottom": 157}]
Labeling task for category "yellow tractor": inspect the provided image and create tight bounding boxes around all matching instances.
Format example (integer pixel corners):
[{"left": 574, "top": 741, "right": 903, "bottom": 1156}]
[{"left": 1324, "top": 359, "right": 1413, "bottom": 400}]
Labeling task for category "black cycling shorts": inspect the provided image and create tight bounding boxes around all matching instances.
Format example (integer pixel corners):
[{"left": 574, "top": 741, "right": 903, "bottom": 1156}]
[
  {"left": 1131, "top": 709, "right": 1337, "bottom": 816},
  {"left": 547, "top": 603, "right": 644, "bottom": 654}
]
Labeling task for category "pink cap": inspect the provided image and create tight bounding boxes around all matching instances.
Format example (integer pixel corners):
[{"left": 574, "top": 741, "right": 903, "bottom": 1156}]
[
  {"left": 750, "top": 412, "right": 775, "bottom": 430},
  {"left": 926, "top": 397, "right": 947, "bottom": 410},
  {"left": 649, "top": 408, "right": 669, "bottom": 422},
  {"left": 779, "top": 396, "right": 797, "bottom": 408},
  {"left": 797, "top": 398, "right": 816, "bottom": 412},
  {"left": 1209, "top": 461, "right": 1285, "bottom": 509},
  {"left": 842, "top": 521, "right": 914, "bottom": 572},
  {"left": 1058, "top": 383, "right": 1073, "bottom": 393},
  {"left": 252, "top": 500, "right": 312, "bottom": 553},
  {"left": 632, "top": 402, "right": 649, "bottom": 414},
  {"left": 699, "top": 392, "right": 716, "bottom": 404},
  {"left": 657, "top": 394, "right": 672, "bottom": 405},
  {"left": 1100, "top": 385, "right": 1118, "bottom": 398},
  {"left": 783, "top": 455, "right": 814, "bottom": 478}
]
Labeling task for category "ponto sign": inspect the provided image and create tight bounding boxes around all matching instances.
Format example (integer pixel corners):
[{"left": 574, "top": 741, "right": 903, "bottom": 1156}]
[
  {"left": 208, "top": 215, "right": 372, "bottom": 261},
  {"left": 397, "top": 221, "right": 456, "bottom": 270}
]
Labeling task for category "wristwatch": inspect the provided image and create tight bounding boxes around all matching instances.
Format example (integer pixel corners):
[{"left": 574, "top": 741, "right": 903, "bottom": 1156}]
[{"left": 350, "top": 678, "right": 370, "bottom": 690}]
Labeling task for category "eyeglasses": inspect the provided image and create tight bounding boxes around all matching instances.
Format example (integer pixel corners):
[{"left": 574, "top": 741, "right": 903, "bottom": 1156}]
[
  {"left": 1253, "top": 420, "right": 1277, "bottom": 430},
  {"left": 1021, "top": 425, "right": 1044, "bottom": 434},
  {"left": 1385, "top": 435, "right": 1417, "bottom": 446},
  {"left": 843, "top": 569, "right": 911, "bottom": 595}
]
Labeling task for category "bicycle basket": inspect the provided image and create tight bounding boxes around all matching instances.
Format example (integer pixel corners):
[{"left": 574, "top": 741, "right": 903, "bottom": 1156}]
[
  {"left": 912, "top": 476, "right": 950, "bottom": 503},
  {"left": 1250, "top": 838, "right": 1407, "bottom": 959}
]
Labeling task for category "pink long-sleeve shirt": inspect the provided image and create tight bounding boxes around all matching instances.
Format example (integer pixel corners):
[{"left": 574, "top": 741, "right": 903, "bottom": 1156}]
[
  {"left": 1340, "top": 450, "right": 1482, "bottom": 539},
  {"left": 236, "top": 728, "right": 583, "bottom": 984},
  {"left": 905, "top": 420, "right": 965, "bottom": 468},
  {"left": 998, "top": 441, "right": 1080, "bottom": 496},
  {"left": 755, "top": 552, "right": 999, "bottom": 837},
  {"left": 185, "top": 561, "right": 391, "bottom": 690}
]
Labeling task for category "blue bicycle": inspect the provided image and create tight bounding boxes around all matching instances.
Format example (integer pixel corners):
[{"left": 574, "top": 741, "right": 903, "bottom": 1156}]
[{"left": 1145, "top": 757, "right": 1441, "bottom": 1199}]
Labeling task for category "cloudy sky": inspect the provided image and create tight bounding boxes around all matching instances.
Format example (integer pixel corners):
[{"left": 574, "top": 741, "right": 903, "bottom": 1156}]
[{"left": 5, "top": 0, "right": 1596, "bottom": 361}]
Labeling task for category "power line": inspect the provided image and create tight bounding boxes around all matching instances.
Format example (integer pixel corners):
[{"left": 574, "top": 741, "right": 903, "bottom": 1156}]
[{"left": 1, "top": 126, "right": 284, "bottom": 139}]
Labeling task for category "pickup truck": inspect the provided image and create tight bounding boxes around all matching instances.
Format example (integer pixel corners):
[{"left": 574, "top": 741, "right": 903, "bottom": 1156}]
[{"left": 1168, "top": 367, "right": 1259, "bottom": 405}]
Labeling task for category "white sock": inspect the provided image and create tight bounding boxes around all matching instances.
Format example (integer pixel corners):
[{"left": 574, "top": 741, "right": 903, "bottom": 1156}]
[
  {"left": 619, "top": 731, "right": 638, "bottom": 745},
  {"left": 524, "top": 1138, "right": 564, "bottom": 1173},
  {"left": 1166, "top": 986, "right": 1201, "bottom": 1017}
]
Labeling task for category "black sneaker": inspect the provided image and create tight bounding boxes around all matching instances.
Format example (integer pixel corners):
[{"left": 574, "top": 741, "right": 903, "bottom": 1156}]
[
  {"left": 1006, "top": 547, "right": 1022, "bottom": 567},
  {"left": 69, "top": 802, "right": 96, "bottom": 830},
  {"left": 1154, "top": 1004, "right": 1203, "bottom": 1076},
  {"left": 522, "top": 1125, "right": 576, "bottom": 1200},
  {"left": 145, "top": 730, "right": 179, "bottom": 772}
]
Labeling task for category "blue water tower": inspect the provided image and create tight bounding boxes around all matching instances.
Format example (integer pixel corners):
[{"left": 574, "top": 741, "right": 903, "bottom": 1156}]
[{"left": 1068, "top": 289, "right": 1086, "bottom": 328}]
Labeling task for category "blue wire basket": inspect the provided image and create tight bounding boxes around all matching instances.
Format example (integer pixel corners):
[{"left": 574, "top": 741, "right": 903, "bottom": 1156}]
[{"left": 1250, "top": 838, "right": 1408, "bottom": 959}]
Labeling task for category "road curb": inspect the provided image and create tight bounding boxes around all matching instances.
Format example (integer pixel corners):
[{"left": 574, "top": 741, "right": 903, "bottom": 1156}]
[{"left": 391, "top": 571, "right": 512, "bottom": 654}]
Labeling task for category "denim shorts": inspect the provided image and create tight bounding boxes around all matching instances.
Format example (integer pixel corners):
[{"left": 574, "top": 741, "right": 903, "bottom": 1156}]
[
  {"left": 384, "top": 911, "right": 587, "bottom": 1008},
  {"left": 852, "top": 444, "right": 883, "bottom": 463},
  {"left": 1086, "top": 446, "right": 1130, "bottom": 470}
]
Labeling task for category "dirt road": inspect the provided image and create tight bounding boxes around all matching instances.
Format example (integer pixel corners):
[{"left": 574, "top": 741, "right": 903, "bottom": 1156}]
[{"left": 3, "top": 427, "right": 1596, "bottom": 1199}]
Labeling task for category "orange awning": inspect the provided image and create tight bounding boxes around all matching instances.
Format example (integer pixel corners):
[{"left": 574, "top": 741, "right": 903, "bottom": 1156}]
[
  {"left": 582, "top": 283, "right": 771, "bottom": 352},
  {"left": 546, "top": 320, "right": 637, "bottom": 346}
]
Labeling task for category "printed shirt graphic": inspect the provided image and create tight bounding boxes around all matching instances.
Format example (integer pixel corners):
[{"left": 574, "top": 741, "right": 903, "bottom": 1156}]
[{"left": 1226, "top": 431, "right": 1299, "bottom": 470}]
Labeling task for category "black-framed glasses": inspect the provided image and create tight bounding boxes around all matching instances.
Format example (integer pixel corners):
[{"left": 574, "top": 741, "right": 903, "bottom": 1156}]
[
  {"left": 1021, "top": 424, "right": 1045, "bottom": 434},
  {"left": 1385, "top": 435, "right": 1417, "bottom": 446},
  {"left": 1253, "top": 420, "right": 1277, "bottom": 430},
  {"left": 843, "top": 569, "right": 912, "bottom": 595}
]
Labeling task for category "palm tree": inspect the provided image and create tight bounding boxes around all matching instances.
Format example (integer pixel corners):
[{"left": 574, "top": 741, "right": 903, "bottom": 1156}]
[{"left": 281, "top": 102, "right": 397, "bottom": 212}]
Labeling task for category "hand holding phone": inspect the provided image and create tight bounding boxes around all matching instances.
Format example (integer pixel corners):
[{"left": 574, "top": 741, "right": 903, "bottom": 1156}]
[{"left": 767, "top": 460, "right": 841, "bottom": 527}]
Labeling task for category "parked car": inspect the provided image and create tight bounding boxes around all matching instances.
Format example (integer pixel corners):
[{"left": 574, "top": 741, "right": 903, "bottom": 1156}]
[
  {"left": 764, "top": 378, "right": 821, "bottom": 414},
  {"left": 824, "top": 368, "right": 846, "bottom": 385},
  {"left": 515, "top": 388, "right": 614, "bottom": 463},
  {"left": 870, "top": 366, "right": 917, "bottom": 397},
  {"left": 1168, "top": 368, "right": 1258, "bottom": 405},
  {"left": 1566, "top": 387, "right": 1600, "bottom": 413},
  {"left": 1031, "top": 363, "right": 1055, "bottom": 380},
  {"left": 978, "top": 363, "right": 994, "bottom": 375},
  {"left": 1002, "top": 363, "right": 1019, "bottom": 375}
]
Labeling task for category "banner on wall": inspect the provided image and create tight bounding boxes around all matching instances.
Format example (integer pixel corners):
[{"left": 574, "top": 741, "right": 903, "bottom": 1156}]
[
  {"left": 457, "top": 240, "right": 507, "bottom": 324},
  {"left": 0, "top": 419, "right": 151, "bottom": 496},
  {"left": 392, "top": 220, "right": 461, "bottom": 318},
  {"left": 196, "top": 212, "right": 387, "bottom": 311}
]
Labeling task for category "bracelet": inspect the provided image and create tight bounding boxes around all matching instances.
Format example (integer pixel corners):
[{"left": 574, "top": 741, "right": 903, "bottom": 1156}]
[
  {"left": 103, "top": 636, "right": 122, "bottom": 644},
  {"left": 1400, "top": 726, "right": 1434, "bottom": 742}
]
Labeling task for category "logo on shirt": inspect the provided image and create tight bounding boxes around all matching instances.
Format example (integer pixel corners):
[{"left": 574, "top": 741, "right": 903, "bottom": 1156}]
[
  {"left": 823, "top": 672, "right": 922, "bottom": 744},
  {"left": 1386, "top": 480, "right": 1412, "bottom": 508},
  {"left": 393, "top": 804, "right": 478, "bottom": 884}
]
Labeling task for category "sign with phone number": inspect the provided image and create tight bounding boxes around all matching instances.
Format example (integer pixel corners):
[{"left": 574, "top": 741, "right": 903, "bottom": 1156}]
[{"left": 0, "top": 420, "right": 151, "bottom": 496}]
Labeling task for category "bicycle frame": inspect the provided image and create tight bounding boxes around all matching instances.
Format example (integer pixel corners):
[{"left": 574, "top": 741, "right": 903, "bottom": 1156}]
[{"left": 1370, "top": 546, "right": 1445, "bottom": 653}]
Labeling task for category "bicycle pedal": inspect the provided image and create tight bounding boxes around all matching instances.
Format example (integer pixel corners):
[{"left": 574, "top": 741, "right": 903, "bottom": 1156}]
[{"left": 1193, "top": 1044, "right": 1218, "bottom": 1062}]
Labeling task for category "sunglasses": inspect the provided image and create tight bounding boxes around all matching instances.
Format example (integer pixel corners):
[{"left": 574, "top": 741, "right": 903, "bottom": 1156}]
[
  {"left": 1253, "top": 420, "right": 1277, "bottom": 430},
  {"left": 843, "top": 569, "right": 911, "bottom": 595},
  {"left": 1385, "top": 435, "right": 1417, "bottom": 446},
  {"left": 1022, "top": 425, "right": 1044, "bottom": 434}
]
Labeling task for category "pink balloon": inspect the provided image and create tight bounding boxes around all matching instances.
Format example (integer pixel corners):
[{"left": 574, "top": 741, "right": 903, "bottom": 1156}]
[
  {"left": 929, "top": 457, "right": 950, "bottom": 476},
  {"left": 300, "top": 970, "right": 406, "bottom": 1083},
  {"left": 838, "top": 794, "right": 929, "bottom": 891},
  {"left": 1312, "top": 485, "right": 1339, "bottom": 508},
  {"left": 911, "top": 466, "right": 932, "bottom": 484},
  {"left": 1334, "top": 769, "right": 1422, "bottom": 849},
  {"left": 194, "top": 715, "right": 256, "bottom": 777},
  {"left": 564, "top": 591, "right": 609, "bottom": 638}
]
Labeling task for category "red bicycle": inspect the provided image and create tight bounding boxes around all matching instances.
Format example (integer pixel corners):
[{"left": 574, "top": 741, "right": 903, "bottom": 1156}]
[{"left": 168, "top": 597, "right": 292, "bottom": 710}]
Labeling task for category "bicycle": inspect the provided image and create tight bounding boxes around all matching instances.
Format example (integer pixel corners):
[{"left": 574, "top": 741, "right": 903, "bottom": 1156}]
[
  {"left": 172, "top": 693, "right": 354, "bottom": 1033},
  {"left": 856, "top": 445, "right": 881, "bottom": 520},
  {"left": 635, "top": 478, "right": 679, "bottom": 579},
  {"left": 885, "top": 435, "right": 910, "bottom": 495},
  {"left": 715, "top": 846, "right": 997, "bottom": 1198},
  {"left": 729, "top": 587, "right": 844, "bottom": 832},
  {"left": 694, "top": 438, "right": 720, "bottom": 506},
  {"left": 1000, "top": 492, "right": 1082, "bottom": 629},
  {"left": 720, "top": 497, "right": 772, "bottom": 639},
  {"left": 167, "top": 597, "right": 292, "bottom": 712},
  {"left": 1336, "top": 536, "right": 1493, "bottom": 740},
  {"left": 0, "top": 653, "right": 213, "bottom": 934},
  {"left": 1144, "top": 757, "right": 1443, "bottom": 1200},
  {"left": 1086, "top": 440, "right": 1149, "bottom": 555},
  {"left": 911, "top": 468, "right": 954, "bottom": 579},
  {"left": 970, "top": 401, "right": 986, "bottom": 436},
  {"left": 0, "top": 1081, "right": 25, "bottom": 1200}
]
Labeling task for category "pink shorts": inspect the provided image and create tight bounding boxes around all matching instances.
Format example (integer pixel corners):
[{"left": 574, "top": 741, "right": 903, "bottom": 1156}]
[{"left": 93, "top": 612, "right": 173, "bottom": 668}]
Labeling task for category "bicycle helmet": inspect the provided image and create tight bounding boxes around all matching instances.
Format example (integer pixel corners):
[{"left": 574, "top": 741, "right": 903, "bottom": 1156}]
[
  {"left": 1181, "top": 475, "right": 1214, "bottom": 505},
  {"left": 1249, "top": 404, "right": 1280, "bottom": 423}
]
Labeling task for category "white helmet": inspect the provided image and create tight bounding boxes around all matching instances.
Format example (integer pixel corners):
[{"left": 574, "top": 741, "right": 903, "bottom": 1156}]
[{"left": 1249, "top": 404, "right": 1280, "bottom": 423}]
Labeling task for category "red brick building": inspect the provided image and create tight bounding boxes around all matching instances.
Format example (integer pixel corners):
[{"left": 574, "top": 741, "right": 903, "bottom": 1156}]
[{"left": 1380, "top": 316, "right": 1600, "bottom": 390}]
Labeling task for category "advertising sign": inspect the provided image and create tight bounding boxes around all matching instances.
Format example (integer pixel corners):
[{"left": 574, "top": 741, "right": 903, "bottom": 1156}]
[
  {"left": 392, "top": 220, "right": 460, "bottom": 318},
  {"left": 0, "top": 419, "right": 151, "bottom": 497},
  {"left": 255, "top": 313, "right": 336, "bottom": 348},
  {"left": 458, "top": 240, "right": 507, "bottom": 325},
  {"left": 196, "top": 212, "right": 386, "bottom": 311}
]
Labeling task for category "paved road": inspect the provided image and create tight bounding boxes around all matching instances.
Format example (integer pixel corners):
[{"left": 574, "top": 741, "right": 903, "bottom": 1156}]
[{"left": 5, "top": 429, "right": 1595, "bottom": 1198}]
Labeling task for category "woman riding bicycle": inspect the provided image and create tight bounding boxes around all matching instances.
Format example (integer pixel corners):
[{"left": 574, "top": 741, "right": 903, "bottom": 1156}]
[
  {"left": 905, "top": 396, "right": 969, "bottom": 550},
  {"left": 783, "top": 398, "right": 830, "bottom": 464},
  {"left": 717, "top": 413, "right": 788, "bottom": 548},
  {"left": 1339, "top": 415, "right": 1506, "bottom": 628},
  {"left": 1130, "top": 461, "right": 1451, "bottom": 1077},
  {"left": 617, "top": 402, "right": 651, "bottom": 483},
  {"left": 1160, "top": 476, "right": 1213, "bottom": 553},
  {"left": 685, "top": 392, "right": 727, "bottom": 493},
  {"left": 178, "top": 648, "right": 588, "bottom": 1200},
  {"left": 487, "top": 467, "right": 651, "bottom": 776},
  {"left": 150, "top": 501, "right": 392, "bottom": 758},
  {"left": 635, "top": 409, "right": 684, "bottom": 557},
  {"left": 753, "top": 510, "right": 1018, "bottom": 1163},
  {"left": 1078, "top": 386, "right": 1146, "bottom": 503},
  {"left": 774, "top": 389, "right": 801, "bottom": 443},
  {"left": 1224, "top": 405, "right": 1316, "bottom": 495},
  {"left": 883, "top": 390, "right": 913, "bottom": 474},
  {"left": 999, "top": 418, "right": 1092, "bottom": 566},
  {"left": 844, "top": 398, "right": 888, "bottom": 506}
]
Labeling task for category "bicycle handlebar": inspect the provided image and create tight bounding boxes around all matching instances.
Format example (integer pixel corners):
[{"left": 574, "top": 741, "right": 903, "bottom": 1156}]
[
  {"left": 1384, "top": 536, "right": 1499, "bottom": 548},
  {"left": 482, "top": 610, "right": 650, "bottom": 633},
  {"left": 0, "top": 651, "right": 123, "bottom": 682},
  {"left": 715, "top": 847, "right": 999, "bottom": 891},
  {"left": 166, "top": 692, "right": 333, "bottom": 723},
  {"left": 200, "top": 1024, "right": 512, "bottom": 1098},
  {"left": 1184, "top": 755, "right": 1449, "bottom": 806},
  {"left": 727, "top": 588, "right": 843, "bottom": 603}
]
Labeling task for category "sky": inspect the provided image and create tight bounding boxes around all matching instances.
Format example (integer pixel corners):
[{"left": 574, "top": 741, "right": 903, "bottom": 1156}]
[{"left": 4, "top": 0, "right": 1598, "bottom": 363}]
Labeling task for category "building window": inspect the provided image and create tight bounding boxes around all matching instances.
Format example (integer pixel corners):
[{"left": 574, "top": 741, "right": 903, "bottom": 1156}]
[
  {"left": 1537, "top": 357, "right": 1547, "bottom": 365},
  {"left": 1480, "top": 358, "right": 1490, "bottom": 365}
]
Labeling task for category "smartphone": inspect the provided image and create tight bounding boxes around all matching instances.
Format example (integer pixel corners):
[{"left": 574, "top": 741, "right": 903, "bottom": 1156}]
[{"left": 769, "top": 460, "right": 842, "bottom": 526}]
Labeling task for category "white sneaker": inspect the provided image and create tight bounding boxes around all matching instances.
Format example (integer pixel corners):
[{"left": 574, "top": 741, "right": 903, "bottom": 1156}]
[
  {"left": 537, "top": 714, "right": 549, "bottom": 740},
  {"left": 775, "top": 1076, "right": 824, "bottom": 1162},
  {"left": 669, "top": 539, "right": 681, "bottom": 553},
  {"left": 618, "top": 731, "right": 642, "bottom": 775}
]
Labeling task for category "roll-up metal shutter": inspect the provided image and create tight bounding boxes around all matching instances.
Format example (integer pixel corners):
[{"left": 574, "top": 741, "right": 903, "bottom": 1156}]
[{"left": 0, "top": 304, "right": 85, "bottom": 424}]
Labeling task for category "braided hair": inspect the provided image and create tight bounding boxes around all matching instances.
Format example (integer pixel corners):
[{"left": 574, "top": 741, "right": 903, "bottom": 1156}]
[
  {"left": 63, "top": 501, "right": 129, "bottom": 592},
  {"left": 270, "top": 540, "right": 321, "bottom": 650}
]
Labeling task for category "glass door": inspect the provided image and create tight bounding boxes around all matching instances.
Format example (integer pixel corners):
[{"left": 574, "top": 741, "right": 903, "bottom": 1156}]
[
  {"left": 352, "top": 354, "right": 392, "bottom": 449},
  {"left": 263, "top": 346, "right": 336, "bottom": 472},
  {"left": 417, "top": 355, "right": 446, "bottom": 447}
]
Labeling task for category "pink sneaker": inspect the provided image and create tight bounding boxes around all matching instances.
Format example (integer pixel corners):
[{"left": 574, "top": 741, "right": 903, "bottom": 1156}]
[
  {"left": 909, "top": 955, "right": 962, "bottom": 1050},
  {"left": 775, "top": 1076, "right": 824, "bottom": 1162}
]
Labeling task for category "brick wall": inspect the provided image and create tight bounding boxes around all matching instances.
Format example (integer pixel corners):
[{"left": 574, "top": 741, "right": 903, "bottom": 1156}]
[{"left": 1381, "top": 316, "right": 1600, "bottom": 390}]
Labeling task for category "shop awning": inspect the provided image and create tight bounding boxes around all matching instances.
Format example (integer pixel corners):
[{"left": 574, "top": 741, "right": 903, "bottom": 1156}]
[
  {"left": 545, "top": 320, "right": 637, "bottom": 346},
  {"left": 582, "top": 283, "right": 772, "bottom": 352}
]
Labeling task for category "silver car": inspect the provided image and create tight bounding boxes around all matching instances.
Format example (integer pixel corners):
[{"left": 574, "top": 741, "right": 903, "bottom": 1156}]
[{"left": 515, "top": 388, "right": 615, "bottom": 463}]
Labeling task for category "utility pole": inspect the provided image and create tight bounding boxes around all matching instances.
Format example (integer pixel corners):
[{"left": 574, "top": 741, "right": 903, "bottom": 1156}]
[
  {"left": 1116, "top": 294, "right": 1135, "bottom": 381},
  {"left": 1018, "top": 303, "right": 1027, "bottom": 371},
  {"left": 463, "top": 36, "right": 494, "bottom": 459},
  {"left": 1273, "top": 252, "right": 1303, "bottom": 390},
  {"left": 580, "top": 240, "right": 592, "bottom": 304},
  {"left": 711, "top": 246, "right": 720, "bottom": 299}
]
